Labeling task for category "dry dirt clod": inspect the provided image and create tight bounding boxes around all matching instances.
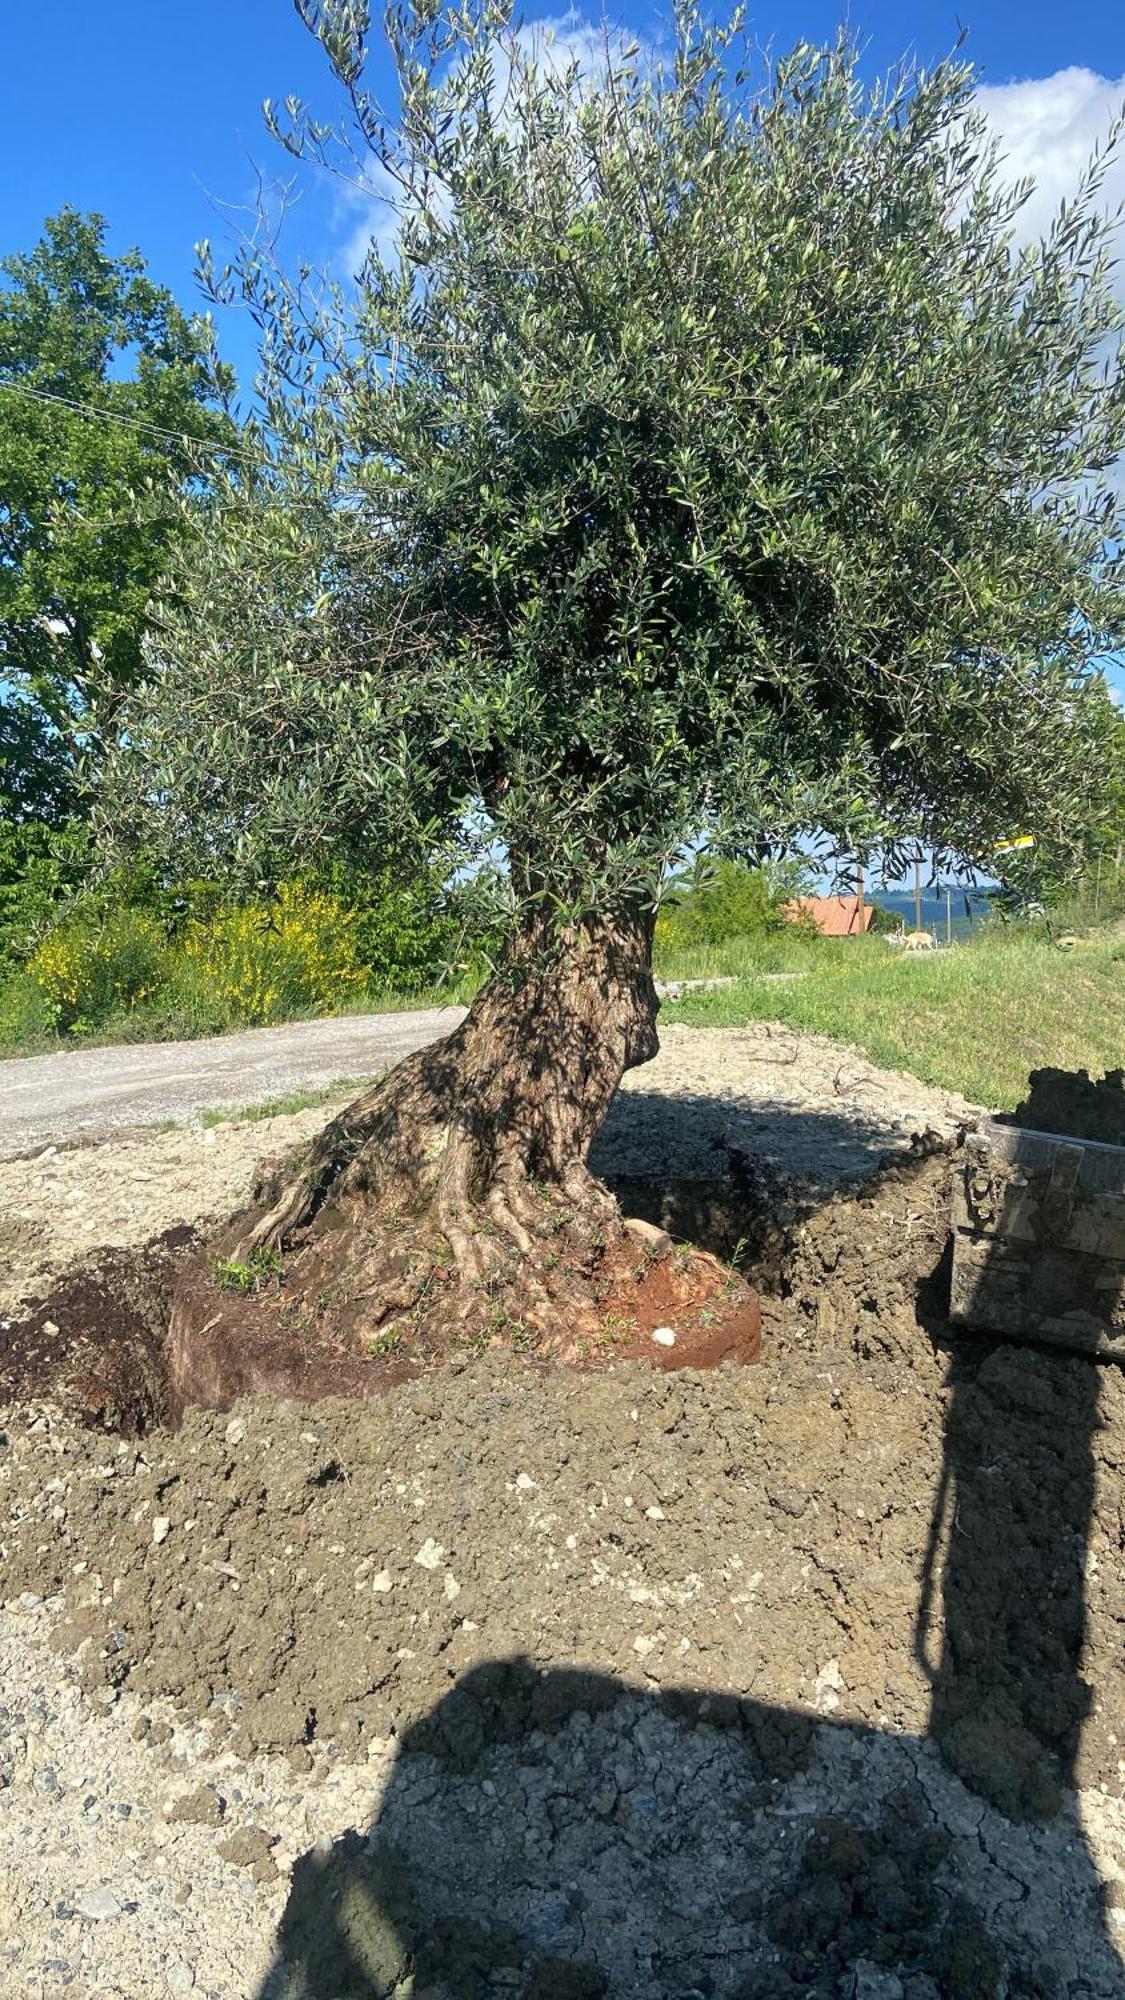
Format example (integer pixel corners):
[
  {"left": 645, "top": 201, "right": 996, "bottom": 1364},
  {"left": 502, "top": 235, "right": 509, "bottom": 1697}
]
[{"left": 622, "top": 1217, "right": 673, "bottom": 1256}]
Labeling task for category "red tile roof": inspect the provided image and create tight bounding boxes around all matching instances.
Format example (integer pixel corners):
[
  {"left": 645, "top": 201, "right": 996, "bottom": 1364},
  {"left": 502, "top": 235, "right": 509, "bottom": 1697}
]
[{"left": 784, "top": 894, "right": 874, "bottom": 937}]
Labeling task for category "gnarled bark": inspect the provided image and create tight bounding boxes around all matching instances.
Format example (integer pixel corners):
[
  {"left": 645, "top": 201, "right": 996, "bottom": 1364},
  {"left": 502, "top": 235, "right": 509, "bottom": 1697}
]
[
  {"left": 241, "top": 899, "right": 658, "bottom": 1275},
  {"left": 167, "top": 901, "right": 759, "bottom": 1412}
]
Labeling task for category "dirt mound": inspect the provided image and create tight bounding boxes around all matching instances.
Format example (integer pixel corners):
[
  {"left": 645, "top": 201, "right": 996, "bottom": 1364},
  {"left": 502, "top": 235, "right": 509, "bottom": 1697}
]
[
  {"left": 1013, "top": 1066, "right": 1125, "bottom": 1147},
  {"left": 0, "top": 1227, "right": 194, "bottom": 1432},
  {"left": 2, "top": 1142, "right": 1122, "bottom": 1837}
]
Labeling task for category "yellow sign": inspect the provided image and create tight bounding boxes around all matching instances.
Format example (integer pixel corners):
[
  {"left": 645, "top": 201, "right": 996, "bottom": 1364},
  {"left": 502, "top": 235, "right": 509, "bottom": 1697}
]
[{"left": 994, "top": 834, "right": 1036, "bottom": 853}]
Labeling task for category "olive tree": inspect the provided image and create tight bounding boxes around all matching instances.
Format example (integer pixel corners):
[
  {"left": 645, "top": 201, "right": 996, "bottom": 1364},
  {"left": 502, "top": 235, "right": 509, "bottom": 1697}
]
[{"left": 107, "top": 2, "right": 1125, "bottom": 1350}]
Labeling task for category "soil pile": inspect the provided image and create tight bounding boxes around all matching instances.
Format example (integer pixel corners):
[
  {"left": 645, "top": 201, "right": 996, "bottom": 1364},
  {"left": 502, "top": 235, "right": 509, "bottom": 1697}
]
[
  {"left": 1012, "top": 1066, "right": 1125, "bottom": 1147},
  {"left": 0, "top": 1039, "right": 1122, "bottom": 1997},
  {"left": 2, "top": 1145, "right": 1122, "bottom": 1815}
]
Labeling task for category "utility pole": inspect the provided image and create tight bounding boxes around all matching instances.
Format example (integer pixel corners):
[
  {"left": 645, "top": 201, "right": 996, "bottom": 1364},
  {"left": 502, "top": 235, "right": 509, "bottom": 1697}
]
[
  {"left": 913, "top": 851, "right": 923, "bottom": 935},
  {"left": 946, "top": 887, "right": 953, "bottom": 947}
]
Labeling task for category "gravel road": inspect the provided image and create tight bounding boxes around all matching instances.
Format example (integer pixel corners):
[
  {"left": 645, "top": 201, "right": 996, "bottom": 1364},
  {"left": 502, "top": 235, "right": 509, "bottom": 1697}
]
[{"left": 0, "top": 1008, "right": 467, "bottom": 1157}]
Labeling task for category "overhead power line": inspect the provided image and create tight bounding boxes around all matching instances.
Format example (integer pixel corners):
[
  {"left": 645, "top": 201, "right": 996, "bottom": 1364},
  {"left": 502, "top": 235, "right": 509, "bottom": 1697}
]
[
  {"left": 2, "top": 379, "right": 360, "bottom": 531},
  {"left": 1, "top": 379, "right": 265, "bottom": 466}
]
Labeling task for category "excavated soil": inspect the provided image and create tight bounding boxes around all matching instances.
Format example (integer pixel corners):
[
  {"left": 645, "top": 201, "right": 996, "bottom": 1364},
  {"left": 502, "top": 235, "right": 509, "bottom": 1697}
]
[
  {"left": 0, "top": 1030, "right": 1123, "bottom": 1998},
  {"left": 1013, "top": 1065, "right": 1125, "bottom": 1147},
  {"left": 3, "top": 1143, "right": 1122, "bottom": 1801}
]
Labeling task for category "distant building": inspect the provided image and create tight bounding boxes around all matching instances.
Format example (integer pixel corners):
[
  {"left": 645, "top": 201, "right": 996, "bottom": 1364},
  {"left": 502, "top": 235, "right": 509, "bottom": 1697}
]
[{"left": 784, "top": 894, "right": 874, "bottom": 937}]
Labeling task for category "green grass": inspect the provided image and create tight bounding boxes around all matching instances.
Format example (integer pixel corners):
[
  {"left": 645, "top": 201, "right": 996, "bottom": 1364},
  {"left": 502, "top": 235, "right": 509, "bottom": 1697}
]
[
  {"left": 659, "top": 924, "right": 1125, "bottom": 1108},
  {"left": 2, "top": 913, "right": 1120, "bottom": 1117},
  {"left": 197, "top": 1076, "right": 376, "bottom": 1127}
]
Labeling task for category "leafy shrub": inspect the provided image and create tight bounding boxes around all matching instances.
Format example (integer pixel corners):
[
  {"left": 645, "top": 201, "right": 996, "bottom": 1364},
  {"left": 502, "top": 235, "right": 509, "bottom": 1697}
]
[
  {"left": 334, "top": 868, "right": 455, "bottom": 990},
  {"left": 175, "top": 882, "right": 363, "bottom": 1029},
  {"left": 656, "top": 858, "right": 810, "bottom": 949},
  {"left": 27, "top": 907, "right": 170, "bottom": 1033},
  {"left": 0, "top": 820, "right": 92, "bottom": 973},
  {"left": 0, "top": 966, "right": 58, "bottom": 1047}
]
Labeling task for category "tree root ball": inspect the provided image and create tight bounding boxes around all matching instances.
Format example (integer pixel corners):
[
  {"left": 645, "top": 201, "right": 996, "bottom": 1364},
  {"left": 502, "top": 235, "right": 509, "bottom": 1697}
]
[
  {"left": 166, "top": 914, "right": 762, "bottom": 1417},
  {"left": 166, "top": 1190, "right": 760, "bottom": 1419}
]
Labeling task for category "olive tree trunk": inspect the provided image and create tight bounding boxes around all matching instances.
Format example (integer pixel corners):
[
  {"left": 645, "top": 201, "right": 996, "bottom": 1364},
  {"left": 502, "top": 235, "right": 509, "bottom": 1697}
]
[
  {"left": 244, "top": 900, "right": 658, "bottom": 1272},
  {"left": 168, "top": 903, "right": 669, "bottom": 1394}
]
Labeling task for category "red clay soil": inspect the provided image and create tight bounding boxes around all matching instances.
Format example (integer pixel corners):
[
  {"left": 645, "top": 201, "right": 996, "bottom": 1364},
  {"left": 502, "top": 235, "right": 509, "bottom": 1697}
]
[
  {"left": 165, "top": 1226, "right": 760, "bottom": 1419},
  {"left": 572, "top": 1231, "right": 761, "bottom": 1371},
  {"left": 1, "top": 1214, "right": 759, "bottom": 1430}
]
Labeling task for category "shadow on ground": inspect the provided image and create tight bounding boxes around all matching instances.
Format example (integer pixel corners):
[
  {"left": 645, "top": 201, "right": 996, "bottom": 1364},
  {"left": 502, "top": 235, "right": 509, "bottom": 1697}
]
[
  {"left": 593, "top": 1082, "right": 942, "bottom": 1194},
  {"left": 254, "top": 1232, "right": 1123, "bottom": 1998}
]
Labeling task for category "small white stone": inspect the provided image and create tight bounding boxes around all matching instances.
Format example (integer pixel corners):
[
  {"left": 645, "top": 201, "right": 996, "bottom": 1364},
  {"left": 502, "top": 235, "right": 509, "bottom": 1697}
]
[
  {"left": 515, "top": 1472, "right": 537, "bottom": 1491},
  {"left": 413, "top": 1538, "right": 444, "bottom": 1570},
  {"left": 166, "top": 1962, "right": 195, "bottom": 1996},
  {"left": 152, "top": 1516, "right": 171, "bottom": 1546},
  {"left": 224, "top": 1418, "right": 245, "bottom": 1446},
  {"left": 370, "top": 1569, "right": 393, "bottom": 1593},
  {"left": 644, "top": 1506, "right": 665, "bottom": 1521},
  {"left": 814, "top": 1658, "right": 846, "bottom": 1713},
  {"left": 651, "top": 1326, "right": 677, "bottom": 1348},
  {"left": 78, "top": 1887, "right": 122, "bottom": 1920},
  {"left": 443, "top": 1571, "right": 461, "bottom": 1602},
  {"left": 633, "top": 1635, "right": 657, "bottom": 1657}
]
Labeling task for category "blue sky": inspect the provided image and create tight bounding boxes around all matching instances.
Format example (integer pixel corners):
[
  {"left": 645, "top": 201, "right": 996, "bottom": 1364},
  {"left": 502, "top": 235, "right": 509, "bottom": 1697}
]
[{"left": 3, "top": 0, "right": 1124, "bottom": 706}]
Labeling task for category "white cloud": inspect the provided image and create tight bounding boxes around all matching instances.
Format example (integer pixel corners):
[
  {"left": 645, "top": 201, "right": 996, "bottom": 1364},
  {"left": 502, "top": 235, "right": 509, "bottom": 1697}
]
[
  {"left": 337, "top": 160, "right": 414, "bottom": 281},
  {"left": 975, "top": 68, "right": 1125, "bottom": 283}
]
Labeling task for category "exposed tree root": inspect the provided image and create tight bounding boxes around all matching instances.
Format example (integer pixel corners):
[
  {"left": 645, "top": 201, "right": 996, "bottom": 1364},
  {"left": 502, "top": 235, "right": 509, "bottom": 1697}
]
[{"left": 166, "top": 905, "right": 760, "bottom": 1413}]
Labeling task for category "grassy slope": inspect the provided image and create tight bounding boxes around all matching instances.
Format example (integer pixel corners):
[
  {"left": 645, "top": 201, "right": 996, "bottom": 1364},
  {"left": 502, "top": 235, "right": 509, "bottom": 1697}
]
[
  {"left": 1, "top": 923, "right": 1119, "bottom": 1114},
  {"left": 656, "top": 927, "right": 1124, "bottom": 1108}
]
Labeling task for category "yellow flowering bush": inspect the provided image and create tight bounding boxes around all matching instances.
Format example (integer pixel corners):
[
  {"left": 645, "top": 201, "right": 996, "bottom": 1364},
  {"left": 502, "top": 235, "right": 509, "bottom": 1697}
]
[
  {"left": 29, "top": 909, "right": 170, "bottom": 1033},
  {"left": 179, "top": 882, "right": 363, "bottom": 1028}
]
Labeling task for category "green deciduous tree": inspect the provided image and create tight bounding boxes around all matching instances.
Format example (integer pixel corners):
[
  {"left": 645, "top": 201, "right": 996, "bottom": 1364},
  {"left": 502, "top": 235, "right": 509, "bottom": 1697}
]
[
  {"left": 107, "top": 4, "right": 1125, "bottom": 1354},
  {"left": 0, "top": 207, "right": 236, "bottom": 822}
]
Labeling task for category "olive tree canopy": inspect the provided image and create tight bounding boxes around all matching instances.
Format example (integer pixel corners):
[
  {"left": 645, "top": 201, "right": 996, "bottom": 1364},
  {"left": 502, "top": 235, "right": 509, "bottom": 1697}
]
[{"left": 113, "top": 3, "right": 1125, "bottom": 1370}]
